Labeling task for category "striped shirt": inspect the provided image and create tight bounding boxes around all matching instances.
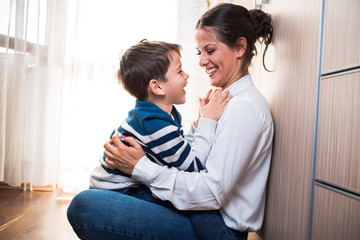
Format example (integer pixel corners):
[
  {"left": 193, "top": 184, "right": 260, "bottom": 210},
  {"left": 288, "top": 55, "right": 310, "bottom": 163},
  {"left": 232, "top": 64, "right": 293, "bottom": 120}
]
[{"left": 90, "top": 100, "right": 217, "bottom": 190}]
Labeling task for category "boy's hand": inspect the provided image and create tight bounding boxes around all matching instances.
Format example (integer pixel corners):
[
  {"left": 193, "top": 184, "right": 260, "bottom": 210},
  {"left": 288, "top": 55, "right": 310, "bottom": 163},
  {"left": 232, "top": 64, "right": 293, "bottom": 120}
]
[
  {"left": 199, "top": 88, "right": 232, "bottom": 121},
  {"left": 194, "top": 89, "right": 212, "bottom": 127}
]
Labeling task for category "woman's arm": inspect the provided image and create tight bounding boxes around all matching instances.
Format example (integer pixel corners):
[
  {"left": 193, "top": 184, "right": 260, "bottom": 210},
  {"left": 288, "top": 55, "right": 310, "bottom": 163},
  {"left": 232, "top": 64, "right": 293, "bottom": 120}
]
[
  {"left": 105, "top": 100, "right": 272, "bottom": 210},
  {"left": 105, "top": 129, "right": 221, "bottom": 210}
]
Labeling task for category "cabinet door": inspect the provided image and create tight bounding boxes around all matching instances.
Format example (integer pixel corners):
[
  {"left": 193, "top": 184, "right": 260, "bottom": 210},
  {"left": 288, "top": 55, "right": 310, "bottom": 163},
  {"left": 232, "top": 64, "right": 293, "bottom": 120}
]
[
  {"left": 322, "top": 0, "right": 360, "bottom": 73},
  {"left": 316, "top": 71, "right": 360, "bottom": 193},
  {"left": 312, "top": 186, "right": 360, "bottom": 240}
]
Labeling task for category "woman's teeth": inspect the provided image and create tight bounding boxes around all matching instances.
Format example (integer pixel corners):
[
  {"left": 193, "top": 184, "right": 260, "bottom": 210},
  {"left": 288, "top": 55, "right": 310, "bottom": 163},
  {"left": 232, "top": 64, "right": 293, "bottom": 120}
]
[{"left": 206, "top": 68, "right": 217, "bottom": 74}]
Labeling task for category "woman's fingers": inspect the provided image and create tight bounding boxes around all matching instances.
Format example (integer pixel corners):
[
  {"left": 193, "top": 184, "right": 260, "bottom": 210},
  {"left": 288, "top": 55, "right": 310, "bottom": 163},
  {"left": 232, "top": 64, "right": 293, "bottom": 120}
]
[
  {"left": 102, "top": 135, "right": 146, "bottom": 175},
  {"left": 104, "top": 139, "right": 116, "bottom": 156},
  {"left": 104, "top": 137, "right": 126, "bottom": 161},
  {"left": 104, "top": 139, "right": 112, "bottom": 149},
  {"left": 112, "top": 135, "right": 126, "bottom": 149},
  {"left": 123, "top": 136, "right": 142, "bottom": 150},
  {"left": 103, "top": 149, "right": 113, "bottom": 160},
  {"left": 104, "top": 157, "right": 114, "bottom": 166}
]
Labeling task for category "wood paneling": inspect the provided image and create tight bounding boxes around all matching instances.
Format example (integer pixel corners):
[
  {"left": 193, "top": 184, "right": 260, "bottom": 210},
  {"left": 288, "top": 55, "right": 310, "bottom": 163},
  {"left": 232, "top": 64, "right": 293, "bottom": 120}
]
[
  {"left": 249, "top": 1, "right": 321, "bottom": 239},
  {"left": 322, "top": 0, "right": 360, "bottom": 73},
  {"left": 312, "top": 186, "right": 360, "bottom": 240},
  {"left": 316, "top": 71, "right": 360, "bottom": 192}
]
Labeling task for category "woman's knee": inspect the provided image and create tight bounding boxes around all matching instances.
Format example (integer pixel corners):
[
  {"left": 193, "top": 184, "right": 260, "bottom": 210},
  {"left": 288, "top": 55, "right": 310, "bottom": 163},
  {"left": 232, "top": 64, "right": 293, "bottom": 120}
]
[
  {"left": 67, "top": 189, "right": 104, "bottom": 226},
  {"left": 67, "top": 190, "right": 90, "bottom": 226},
  {"left": 66, "top": 189, "right": 199, "bottom": 240}
]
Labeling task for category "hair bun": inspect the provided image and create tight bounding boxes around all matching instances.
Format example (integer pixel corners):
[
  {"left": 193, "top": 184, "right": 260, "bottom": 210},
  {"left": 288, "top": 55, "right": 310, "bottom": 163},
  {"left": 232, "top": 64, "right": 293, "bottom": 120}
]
[{"left": 249, "top": 9, "right": 273, "bottom": 46}]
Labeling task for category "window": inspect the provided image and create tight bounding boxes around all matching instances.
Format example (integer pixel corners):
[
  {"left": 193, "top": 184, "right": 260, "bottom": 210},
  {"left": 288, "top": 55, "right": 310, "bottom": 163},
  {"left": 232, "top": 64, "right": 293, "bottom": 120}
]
[{"left": 0, "top": 0, "right": 48, "bottom": 60}]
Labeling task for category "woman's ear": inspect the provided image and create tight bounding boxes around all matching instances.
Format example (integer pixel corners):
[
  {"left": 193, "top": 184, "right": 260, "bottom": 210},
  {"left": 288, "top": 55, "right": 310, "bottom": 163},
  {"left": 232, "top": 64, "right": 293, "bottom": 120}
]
[
  {"left": 236, "top": 37, "right": 247, "bottom": 58},
  {"left": 148, "top": 79, "right": 165, "bottom": 96}
]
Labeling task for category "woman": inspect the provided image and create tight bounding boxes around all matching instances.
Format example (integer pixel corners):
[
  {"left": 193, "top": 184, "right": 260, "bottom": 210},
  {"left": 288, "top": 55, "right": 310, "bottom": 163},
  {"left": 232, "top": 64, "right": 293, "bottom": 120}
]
[{"left": 67, "top": 3, "right": 273, "bottom": 240}]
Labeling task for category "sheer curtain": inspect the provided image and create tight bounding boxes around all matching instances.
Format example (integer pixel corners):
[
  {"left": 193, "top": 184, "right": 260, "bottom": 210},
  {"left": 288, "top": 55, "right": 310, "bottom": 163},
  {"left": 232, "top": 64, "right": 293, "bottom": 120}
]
[
  {"left": 0, "top": 0, "right": 68, "bottom": 188},
  {"left": 0, "top": 0, "right": 211, "bottom": 192}
]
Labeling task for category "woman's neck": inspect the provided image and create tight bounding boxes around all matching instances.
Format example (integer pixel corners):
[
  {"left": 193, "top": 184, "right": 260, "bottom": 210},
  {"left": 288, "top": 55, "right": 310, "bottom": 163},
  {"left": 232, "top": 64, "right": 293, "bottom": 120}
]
[{"left": 221, "top": 69, "right": 248, "bottom": 89}]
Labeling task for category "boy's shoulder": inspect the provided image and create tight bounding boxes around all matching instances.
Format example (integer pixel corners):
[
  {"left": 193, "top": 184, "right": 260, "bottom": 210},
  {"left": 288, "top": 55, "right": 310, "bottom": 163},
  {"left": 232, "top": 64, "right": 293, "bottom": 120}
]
[
  {"left": 126, "top": 101, "right": 179, "bottom": 133},
  {"left": 132, "top": 101, "right": 181, "bottom": 120},
  {"left": 131, "top": 100, "right": 166, "bottom": 117}
]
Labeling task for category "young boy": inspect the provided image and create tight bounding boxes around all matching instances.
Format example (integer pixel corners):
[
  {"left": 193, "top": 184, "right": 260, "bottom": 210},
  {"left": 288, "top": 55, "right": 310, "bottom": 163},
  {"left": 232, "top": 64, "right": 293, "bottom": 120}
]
[
  {"left": 91, "top": 39, "right": 231, "bottom": 189},
  {"left": 90, "top": 39, "right": 235, "bottom": 239}
]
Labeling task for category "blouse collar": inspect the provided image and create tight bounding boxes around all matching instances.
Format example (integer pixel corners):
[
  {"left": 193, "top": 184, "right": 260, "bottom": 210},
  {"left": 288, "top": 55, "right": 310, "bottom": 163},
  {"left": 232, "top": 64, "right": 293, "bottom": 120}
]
[{"left": 225, "top": 74, "right": 253, "bottom": 97}]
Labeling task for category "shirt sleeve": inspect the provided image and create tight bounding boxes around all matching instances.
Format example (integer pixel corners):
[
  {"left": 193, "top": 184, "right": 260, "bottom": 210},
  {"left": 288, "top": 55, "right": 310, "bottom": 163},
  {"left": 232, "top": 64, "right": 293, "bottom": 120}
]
[
  {"left": 143, "top": 117, "right": 217, "bottom": 172},
  {"left": 187, "top": 118, "right": 218, "bottom": 167},
  {"left": 183, "top": 122, "right": 197, "bottom": 143},
  {"left": 132, "top": 100, "right": 269, "bottom": 210}
]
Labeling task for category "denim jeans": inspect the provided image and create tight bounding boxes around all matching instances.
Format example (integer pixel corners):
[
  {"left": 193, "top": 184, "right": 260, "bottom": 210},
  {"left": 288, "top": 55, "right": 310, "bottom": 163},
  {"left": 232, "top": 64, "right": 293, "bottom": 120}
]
[
  {"left": 67, "top": 187, "right": 248, "bottom": 240},
  {"left": 189, "top": 210, "right": 247, "bottom": 240}
]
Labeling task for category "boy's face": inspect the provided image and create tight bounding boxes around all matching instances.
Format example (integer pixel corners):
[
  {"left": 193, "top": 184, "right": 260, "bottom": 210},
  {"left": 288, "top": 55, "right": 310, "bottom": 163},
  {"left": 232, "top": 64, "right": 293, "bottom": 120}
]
[{"left": 161, "top": 52, "right": 189, "bottom": 105}]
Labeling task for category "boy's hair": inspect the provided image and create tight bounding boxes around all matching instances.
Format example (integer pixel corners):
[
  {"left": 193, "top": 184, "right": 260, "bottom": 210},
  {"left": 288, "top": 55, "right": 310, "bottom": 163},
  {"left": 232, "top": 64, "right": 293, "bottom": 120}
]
[{"left": 118, "top": 39, "right": 182, "bottom": 100}]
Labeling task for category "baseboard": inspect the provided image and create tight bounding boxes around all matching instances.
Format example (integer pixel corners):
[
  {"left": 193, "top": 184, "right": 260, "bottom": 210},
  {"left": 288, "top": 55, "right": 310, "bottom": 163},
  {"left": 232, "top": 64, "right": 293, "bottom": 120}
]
[{"left": 0, "top": 182, "right": 55, "bottom": 192}]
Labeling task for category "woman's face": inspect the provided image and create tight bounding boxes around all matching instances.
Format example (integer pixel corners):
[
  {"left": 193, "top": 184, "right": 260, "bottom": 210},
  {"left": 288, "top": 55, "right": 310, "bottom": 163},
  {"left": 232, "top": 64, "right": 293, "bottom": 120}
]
[{"left": 195, "top": 28, "right": 244, "bottom": 89}]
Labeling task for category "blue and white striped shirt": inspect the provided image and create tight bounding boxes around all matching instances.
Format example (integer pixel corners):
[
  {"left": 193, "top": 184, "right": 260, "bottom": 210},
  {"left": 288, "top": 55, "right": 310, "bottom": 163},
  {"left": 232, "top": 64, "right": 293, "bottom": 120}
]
[{"left": 90, "top": 100, "right": 217, "bottom": 190}]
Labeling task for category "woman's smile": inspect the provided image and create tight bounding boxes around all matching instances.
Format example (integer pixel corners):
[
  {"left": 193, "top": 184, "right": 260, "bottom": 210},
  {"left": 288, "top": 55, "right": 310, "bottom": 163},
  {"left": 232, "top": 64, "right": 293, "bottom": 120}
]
[{"left": 205, "top": 67, "right": 218, "bottom": 77}]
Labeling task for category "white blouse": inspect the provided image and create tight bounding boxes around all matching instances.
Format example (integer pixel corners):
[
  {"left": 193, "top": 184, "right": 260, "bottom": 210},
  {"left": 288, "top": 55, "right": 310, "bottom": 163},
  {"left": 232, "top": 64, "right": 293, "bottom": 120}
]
[{"left": 132, "top": 74, "right": 274, "bottom": 232}]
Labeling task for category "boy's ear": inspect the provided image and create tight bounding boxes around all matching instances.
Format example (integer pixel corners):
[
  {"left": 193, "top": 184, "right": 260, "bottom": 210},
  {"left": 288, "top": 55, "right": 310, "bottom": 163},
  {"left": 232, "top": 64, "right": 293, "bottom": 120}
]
[
  {"left": 236, "top": 37, "right": 247, "bottom": 58},
  {"left": 149, "top": 79, "right": 165, "bottom": 96}
]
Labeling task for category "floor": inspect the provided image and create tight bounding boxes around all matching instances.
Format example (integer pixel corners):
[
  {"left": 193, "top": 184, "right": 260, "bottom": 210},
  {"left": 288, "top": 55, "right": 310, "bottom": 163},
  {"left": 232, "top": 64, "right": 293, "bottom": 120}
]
[
  {"left": 0, "top": 188, "right": 261, "bottom": 240},
  {"left": 0, "top": 188, "right": 79, "bottom": 240}
]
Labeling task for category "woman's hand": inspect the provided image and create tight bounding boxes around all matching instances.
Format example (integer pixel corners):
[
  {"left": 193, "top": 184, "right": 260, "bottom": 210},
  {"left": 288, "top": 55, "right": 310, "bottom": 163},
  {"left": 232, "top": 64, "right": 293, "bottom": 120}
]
[{"left": 104, "top": 136, "right": 146, "bottom": 175}]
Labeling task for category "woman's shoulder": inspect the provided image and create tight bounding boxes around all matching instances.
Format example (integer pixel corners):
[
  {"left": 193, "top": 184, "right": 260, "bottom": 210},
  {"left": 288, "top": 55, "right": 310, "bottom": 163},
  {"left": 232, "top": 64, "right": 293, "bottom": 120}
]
[{"left": 227, "top": 87, "right": 273, "bottom": 128}]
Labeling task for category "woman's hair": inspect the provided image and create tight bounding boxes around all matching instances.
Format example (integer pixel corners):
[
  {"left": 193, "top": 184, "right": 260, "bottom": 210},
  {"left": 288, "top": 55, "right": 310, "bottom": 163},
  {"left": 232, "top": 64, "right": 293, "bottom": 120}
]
[
  {"left": 196, "top": 3, "right": 273, "bottom": 72},
  {"left": 118, "top": 39, "right": 182, "bottom": 100}
]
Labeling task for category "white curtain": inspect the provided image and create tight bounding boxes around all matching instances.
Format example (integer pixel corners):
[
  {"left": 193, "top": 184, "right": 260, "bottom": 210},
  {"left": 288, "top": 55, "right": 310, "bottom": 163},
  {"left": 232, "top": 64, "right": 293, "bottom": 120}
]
[
  {"left": 0, "top": 0, "right": 211, "bottom": 191},
  {"left": 0, "top": 0, "right": 68, "bottom": 187}
]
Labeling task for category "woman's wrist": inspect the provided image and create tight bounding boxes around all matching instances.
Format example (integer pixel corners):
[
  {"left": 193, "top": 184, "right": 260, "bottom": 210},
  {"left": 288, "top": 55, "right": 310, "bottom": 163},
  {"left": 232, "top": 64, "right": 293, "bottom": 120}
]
[{"left": 132, "top": 156, "right": 158, "bottom": 185}]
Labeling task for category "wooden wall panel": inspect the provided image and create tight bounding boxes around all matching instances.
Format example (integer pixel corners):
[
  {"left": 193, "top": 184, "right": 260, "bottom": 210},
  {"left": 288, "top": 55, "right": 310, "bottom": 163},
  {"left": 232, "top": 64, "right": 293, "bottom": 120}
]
[
  {"left": 312, "top": 186, "right": 360, "bottom": 240},
  {"left": 322, "top": 0, "right": 360, "bottom": 73},
  {"left": 316, "top": 71, "right": 360, "bottom": 192},
  {"left": 248, "top": 1, "right": 321, "bottom": 239}
]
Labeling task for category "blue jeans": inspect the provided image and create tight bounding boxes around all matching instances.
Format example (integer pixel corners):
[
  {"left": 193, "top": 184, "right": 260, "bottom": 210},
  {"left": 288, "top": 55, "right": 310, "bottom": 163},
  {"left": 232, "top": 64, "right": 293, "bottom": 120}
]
[{"left": 67, "top": 187, "right": 248, "bottom": 240}]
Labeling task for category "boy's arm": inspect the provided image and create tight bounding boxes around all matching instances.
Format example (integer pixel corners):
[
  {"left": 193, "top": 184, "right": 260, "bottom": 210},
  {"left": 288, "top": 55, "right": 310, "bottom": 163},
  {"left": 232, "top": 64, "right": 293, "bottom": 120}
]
[{"left": 140, "top": 89, "right": 231, "bottom": 172}]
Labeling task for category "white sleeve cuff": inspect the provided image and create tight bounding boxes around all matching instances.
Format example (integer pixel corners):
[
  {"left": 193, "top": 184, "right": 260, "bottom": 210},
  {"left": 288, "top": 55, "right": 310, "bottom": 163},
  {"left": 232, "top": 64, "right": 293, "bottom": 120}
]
[
  {"left": 197, "top": 118, "right": 217, "bottom": 132},
  {"left": 132, "top": 156, "right": 159, "bottom": 186}
]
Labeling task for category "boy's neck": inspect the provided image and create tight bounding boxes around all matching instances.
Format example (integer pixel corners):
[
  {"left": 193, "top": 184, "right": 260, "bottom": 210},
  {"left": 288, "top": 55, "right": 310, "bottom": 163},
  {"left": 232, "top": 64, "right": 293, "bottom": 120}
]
[{"left": 144, "top": 97, "right": 172, "bottom": 115}]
